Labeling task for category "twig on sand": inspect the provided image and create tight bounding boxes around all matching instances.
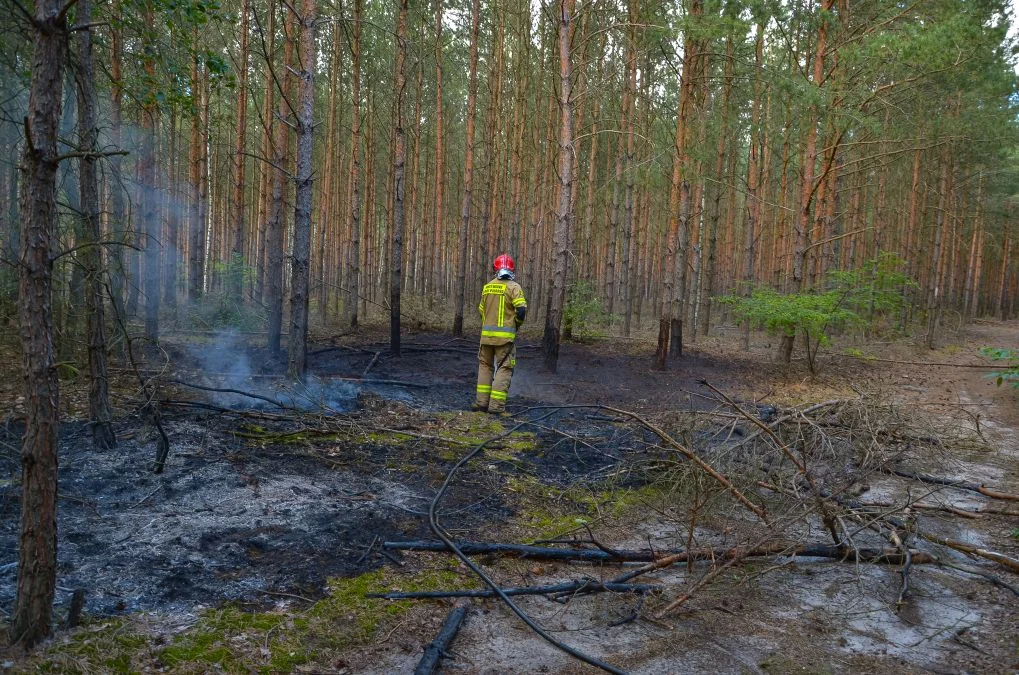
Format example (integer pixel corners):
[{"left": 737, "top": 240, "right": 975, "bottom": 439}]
[{"left": 362, "top": 351, "right": 382, "bottom": 377}]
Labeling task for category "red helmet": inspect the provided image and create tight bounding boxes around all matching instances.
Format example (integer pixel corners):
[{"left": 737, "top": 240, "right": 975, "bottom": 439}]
[{"left": 493, "top": 254, "right": 515, "bottom": 273}]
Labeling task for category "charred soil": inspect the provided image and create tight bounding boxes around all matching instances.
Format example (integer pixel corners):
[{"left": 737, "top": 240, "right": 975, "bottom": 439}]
[{"left": 0, "top": 322, "right": 1016, "bottom": 674}]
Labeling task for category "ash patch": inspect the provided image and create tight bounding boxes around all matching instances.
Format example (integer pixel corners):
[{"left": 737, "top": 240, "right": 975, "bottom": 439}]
[{"left": 0, "top": 418, "right": 430, "bottom": 617}]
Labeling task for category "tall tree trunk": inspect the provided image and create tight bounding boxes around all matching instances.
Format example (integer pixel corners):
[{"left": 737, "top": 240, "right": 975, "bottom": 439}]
[
  {"left": 962, "top": 172, "right": 982, "bottom": 317},
  {"left": 620, "top": 1, "right": 638, "bottom": 337},
  {"left": 288, "top": 0, "right": 317, "bottom": 378},
  {"left": 11, "top": 0, "right": 68, "bottom": 648},
  {"left": 142, "top": 4, "right": 160, "bottom": 340},
  {"left": 187, "top": 51, "right": 204, "bottom": 301},
  {"left": 164, "top": 110, "right": 179, "bottom": 310},
  {"left": 925, "top": 155, "right": 950, "bottom": 348},
  {"left": 656, "top": 0, "right": 701, "bottom": 368},
  {"left": 346, "top": 0, "right": 363, "bottom": 329},
  {"left": 900, "top": 147, "right": 923, "bottom": 329},
  {"left": 699, "top": 12, "right": 735, "bottom": 338},
  {"left": 230, "top": 0, "right": 251, "bottom": 300},
  {"left": 996, "top": 223, "right": 1011, "bottom": 320},
  {"left": 781, "top": 0, "right": 834, "bottom": 363},
  {"left": 430, "top": 0, "right": 445, "bottom": 299},
  {"left": 318, "top": 20, "right": 341, "bottom": 322},
  {"left": 75, "top": 0, "right": 116, "bottom": 451},
  {"left": 390, "top": 0, "right": 408, "bottom": 356},
  {"left": 255, "top": 4, "right": 276, "bottom": 304},
  {"left": 541, "top": 0, "right": 575, "bottom": 373},
  {"left": 970, "top": 219, "right": 985, "bottom": 317},
  {"left": 452, "top": 0, "right": 480, "bottom": 336},
  {"left": 107, "top": 9, "right": 127, "bottom": 328},
  {"left": 743, "top": 21, "right": 764, "bottom": 350},
  {"left": 268, "top": 7, "right": 295, "bottom": 354}
]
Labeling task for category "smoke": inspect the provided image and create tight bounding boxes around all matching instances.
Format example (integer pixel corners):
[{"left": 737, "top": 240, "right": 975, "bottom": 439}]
[{"left": 188, "top": 329, "right": 359, "bottom": 412}]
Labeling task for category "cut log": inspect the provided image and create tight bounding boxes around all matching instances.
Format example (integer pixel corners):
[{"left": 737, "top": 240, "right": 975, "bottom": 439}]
[{"left": 414, "top": 602, "right": 469, "bottom": 675}]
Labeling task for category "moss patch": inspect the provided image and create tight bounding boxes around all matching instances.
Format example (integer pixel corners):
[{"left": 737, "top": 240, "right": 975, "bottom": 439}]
[
  {"left": 14, "top": 566, "right": 478, "bottom": 675},
  {"left": 505, "top": 475, "right": 665, "bottom": 539},
  {"left": 9, "top": 618, "right": 151, "bottom": 674}
]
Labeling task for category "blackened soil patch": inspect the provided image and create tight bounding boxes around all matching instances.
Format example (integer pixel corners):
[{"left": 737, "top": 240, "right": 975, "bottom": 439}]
[
  {"left": 0, "top": 329, "right": 720, "bottom": 622},
  {"left": 0, "top": 411, "right": 475, "bottom": 618}
]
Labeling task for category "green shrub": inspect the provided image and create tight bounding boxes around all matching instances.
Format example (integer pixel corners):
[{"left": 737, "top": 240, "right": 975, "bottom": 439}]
[
  {"left": 979, "top": 347, "right": 1018, "bottom": 388},
  {"left": 563, "top": 279, "right": 612, "bottom": 341},
  {"left": 719, "top": 254, "right": 915, "bottom": 372}
]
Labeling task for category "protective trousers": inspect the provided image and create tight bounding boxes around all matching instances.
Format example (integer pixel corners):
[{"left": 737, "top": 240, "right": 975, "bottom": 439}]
[{"left": 475, "top": 342, "right": 515, "bottom": 412}]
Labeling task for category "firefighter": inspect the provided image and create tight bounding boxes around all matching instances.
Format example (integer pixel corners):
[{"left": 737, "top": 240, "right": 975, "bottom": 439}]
[{"left": 474, "top": 254, "right": 527, "bottom": 414}]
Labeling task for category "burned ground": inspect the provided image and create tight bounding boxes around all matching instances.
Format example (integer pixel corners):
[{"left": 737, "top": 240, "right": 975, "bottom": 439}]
[{"left": 0, "top": 324, "right": 1017, "bottom": 674}]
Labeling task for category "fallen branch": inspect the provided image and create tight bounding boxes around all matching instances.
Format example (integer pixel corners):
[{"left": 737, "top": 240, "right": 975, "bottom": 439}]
[
  {"left": 857, "top": 500, "right": 982, "bottom": 520},
  {"left": 384, "top": 540, "right": 679, "bottom": 562},
  {"left": 884, "top": 467, "right": 1019, "bottom": 501},
  {"left": 343, "top": 377, "right": 430, "bottom": 388},
  {"left": 918, "top": 532, "right": 1019, "bottom": 573},
  {"left": 389, "top": 540, "right": 935, "bottom": 568},
  {"left": 369, "top": 580, "right": 656, "bottom": 600},
  {"left": 701, "top": 380, "right": 837, "bottom": 541},
  {"left": 934, "top": 559, "right": 1019, "bottom": 597},
  {"left": 830, "top": 354, "right": 1002, "bottom": 369},
  {"left": 414, "top": 602, "right": 470, "bottom": 675},
  {"left": 166, "top": 379, "right": 295, "bottom": 409}
]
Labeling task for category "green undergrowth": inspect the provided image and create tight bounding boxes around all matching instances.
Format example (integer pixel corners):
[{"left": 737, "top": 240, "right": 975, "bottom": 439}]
[
  {"left": 18, "top": 618, "right": 150, "bottom": 673},
  {"left": 505, "top": 475, "right": 666, "bottom": 540},
  {"left": 16, "top": 566, "right": 476, "bottom": 674},
  {"left": 235, "top": 412, "right": 537, "bottom": 464}
]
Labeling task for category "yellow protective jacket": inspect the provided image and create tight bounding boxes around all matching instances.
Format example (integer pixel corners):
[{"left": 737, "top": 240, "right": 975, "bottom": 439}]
[{"left": 478, "top": 277, "right": 527, "bottom": 346}]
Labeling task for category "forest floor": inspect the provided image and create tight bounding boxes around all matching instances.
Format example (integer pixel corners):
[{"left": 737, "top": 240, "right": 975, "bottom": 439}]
[{"left": 0, "top": 317, "right": 1016, "bottom": 673}]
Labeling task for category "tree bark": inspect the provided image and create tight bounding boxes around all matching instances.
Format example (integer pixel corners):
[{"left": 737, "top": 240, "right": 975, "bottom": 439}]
[
  {"left": 656, "top": 0, "right": 701, "bottom": 368},
  {"left": 230, "top": 0, "right": 251, "bottom": 301},
  {"left": 345, "top": 0, "right": 363, "bottom": 329},
  {"left": 781, "top": 0, "right": 834, "bottom": 363},
  {"left": 620, "top": 1, "right": 638, "bottom": 337},
  {"left": 699, "top": 12, "right": 736, "bottom": 338},
  {"left": 187, "top": 50, "right": 204, "bottom": 301},
  {"left": 267, "top": 6, "right": 295, "bottom": 354},
  {"left": 743, "top": 21, "right": 764, "bottom": 350},
  {"left": 141, "top": 3, "right": 160, "bottom": 340},
  {"left": 541, "top": 0, "right": 576, "bottom": 373},
  {"left": 452, "top": 0, "right": 480, "bottom": 336},
  {"left": 390, "top": 0, "right": 408, "bottom": 357},
  {"left": 925, "top": 155, "right": 950, "bottom": 348},
  {"left": 430, "top": 0, "right": 445, "bottom": 299},
  {"left": 11, "top": 0, "right": 68, "bottom": 648},
  {"left": 107, "top": 10, "right": 127, "bottom": 327},
  {"left": 288, "top": 0, "right": 317, "bottom": 379},
  {"left": 75, "top": 0, "right": 116, "bottom": 451}
]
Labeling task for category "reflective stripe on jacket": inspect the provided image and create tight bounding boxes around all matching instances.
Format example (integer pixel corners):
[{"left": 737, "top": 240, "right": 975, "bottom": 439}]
[{"left": 478, "top": 277, "right": 527, "bottom": 346}]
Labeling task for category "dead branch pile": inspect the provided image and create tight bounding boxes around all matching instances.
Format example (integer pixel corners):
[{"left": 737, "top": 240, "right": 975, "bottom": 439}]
[{"left": 385, "top": 385, "right": 1019, "bottom": 673}]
